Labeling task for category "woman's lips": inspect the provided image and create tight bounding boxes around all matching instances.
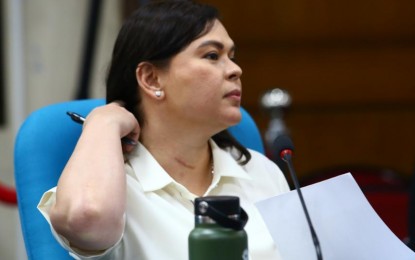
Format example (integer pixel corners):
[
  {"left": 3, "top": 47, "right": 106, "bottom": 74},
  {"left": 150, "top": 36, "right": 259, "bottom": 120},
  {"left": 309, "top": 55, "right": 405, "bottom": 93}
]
[{"left": 224, "top": 89, "right": 241, "bottom": 100}]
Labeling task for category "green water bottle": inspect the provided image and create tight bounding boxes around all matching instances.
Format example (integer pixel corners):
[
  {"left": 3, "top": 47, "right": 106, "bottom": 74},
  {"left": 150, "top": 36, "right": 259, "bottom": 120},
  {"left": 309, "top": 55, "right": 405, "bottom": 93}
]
[{"left": 188, "top": 196, "right": 249, "bottom": 260}]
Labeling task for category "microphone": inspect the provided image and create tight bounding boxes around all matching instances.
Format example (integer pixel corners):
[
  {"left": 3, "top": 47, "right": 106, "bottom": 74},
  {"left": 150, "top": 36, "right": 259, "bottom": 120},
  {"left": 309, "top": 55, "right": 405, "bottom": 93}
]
[{"left": 275, "top": 135, "right": 323, "bottom": 260}]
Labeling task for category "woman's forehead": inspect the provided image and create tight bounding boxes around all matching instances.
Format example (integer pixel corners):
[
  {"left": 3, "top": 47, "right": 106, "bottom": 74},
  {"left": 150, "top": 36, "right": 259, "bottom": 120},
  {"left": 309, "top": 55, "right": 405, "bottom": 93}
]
[{"left": 189, "top": 20, "right": 235, "bottom": 50}]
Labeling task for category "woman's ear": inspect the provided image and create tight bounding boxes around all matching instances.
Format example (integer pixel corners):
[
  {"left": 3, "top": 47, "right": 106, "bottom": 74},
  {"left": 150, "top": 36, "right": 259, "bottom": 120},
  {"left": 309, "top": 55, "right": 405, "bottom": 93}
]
[{"left": 136, "top": 62, "right": 164, "bottom": 99}]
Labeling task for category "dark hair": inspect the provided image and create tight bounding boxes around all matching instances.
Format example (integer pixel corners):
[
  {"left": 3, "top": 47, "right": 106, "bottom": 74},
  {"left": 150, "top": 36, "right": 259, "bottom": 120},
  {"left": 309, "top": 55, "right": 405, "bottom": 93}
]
[{"left": 106, "top": 0, "right": 251, "bottom": 164}]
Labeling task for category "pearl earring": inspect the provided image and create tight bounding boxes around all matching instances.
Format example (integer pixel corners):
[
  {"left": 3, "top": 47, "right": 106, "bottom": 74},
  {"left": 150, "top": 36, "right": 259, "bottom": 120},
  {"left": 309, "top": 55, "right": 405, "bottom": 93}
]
[{"left": 155, "top": 90, "right": 162, "bottom": 97}]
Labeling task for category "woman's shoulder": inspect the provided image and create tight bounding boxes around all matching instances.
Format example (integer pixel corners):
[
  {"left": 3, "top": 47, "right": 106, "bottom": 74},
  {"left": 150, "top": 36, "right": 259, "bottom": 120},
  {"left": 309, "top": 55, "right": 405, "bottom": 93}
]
[
  {"left": 243, "top": 149, "right": 290, "bottom": 195},
  {"left": 245, "top": 149, "right": 276, "bottom": 169}
]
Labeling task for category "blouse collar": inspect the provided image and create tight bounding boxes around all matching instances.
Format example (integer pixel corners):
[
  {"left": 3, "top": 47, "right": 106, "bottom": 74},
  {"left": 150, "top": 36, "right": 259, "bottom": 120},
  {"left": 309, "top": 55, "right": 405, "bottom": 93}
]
[{"left": 127, "top": 139, "right": 252, "bottom": 193}]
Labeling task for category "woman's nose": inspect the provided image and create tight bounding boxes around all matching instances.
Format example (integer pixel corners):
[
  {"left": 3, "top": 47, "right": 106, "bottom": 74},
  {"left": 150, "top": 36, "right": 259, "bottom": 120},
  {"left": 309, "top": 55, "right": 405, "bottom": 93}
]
[{"left": 227, "top": 60, "right": 242, "bottom": 81}]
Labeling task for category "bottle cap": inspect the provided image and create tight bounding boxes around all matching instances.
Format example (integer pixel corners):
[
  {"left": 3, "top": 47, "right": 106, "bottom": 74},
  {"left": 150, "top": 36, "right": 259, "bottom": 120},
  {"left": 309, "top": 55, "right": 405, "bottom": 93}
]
[
  {"left": 195, "top": 196, "right": 240, "bottom": 216},
  {"left": 194, "top": 196, "right": 248, "bottom": 230}
]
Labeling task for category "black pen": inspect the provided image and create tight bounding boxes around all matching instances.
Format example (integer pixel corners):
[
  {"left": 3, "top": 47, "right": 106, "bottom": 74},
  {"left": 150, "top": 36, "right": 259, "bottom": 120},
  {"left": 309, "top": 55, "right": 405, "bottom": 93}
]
[{"left": 66, "top": 111, "right": 137, "bottom": 146}]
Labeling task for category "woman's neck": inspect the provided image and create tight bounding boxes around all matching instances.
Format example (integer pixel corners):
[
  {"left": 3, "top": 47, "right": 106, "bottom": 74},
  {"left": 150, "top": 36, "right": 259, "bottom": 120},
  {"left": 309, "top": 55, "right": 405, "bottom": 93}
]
[{"left": 140, "top": 127, "right": 214, "bottom": 196}]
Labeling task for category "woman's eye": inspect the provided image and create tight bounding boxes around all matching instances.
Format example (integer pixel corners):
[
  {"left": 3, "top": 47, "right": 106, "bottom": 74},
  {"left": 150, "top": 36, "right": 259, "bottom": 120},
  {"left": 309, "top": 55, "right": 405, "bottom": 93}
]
[{"left": 204, "top": 52, "right": 219, "bottom": 60}]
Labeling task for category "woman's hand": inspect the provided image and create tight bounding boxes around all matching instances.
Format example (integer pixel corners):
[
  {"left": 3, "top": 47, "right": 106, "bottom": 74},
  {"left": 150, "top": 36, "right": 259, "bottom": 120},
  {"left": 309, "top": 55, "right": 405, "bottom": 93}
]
[{"left": 84, "top": 102, "right": 140, "bottom": 153}]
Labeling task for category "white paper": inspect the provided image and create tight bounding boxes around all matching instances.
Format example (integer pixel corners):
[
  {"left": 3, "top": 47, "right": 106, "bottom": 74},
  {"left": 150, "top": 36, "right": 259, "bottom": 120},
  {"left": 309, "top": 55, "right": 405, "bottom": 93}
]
[{"left": 255, "top": 173, "right": 415, "bottom": 260}]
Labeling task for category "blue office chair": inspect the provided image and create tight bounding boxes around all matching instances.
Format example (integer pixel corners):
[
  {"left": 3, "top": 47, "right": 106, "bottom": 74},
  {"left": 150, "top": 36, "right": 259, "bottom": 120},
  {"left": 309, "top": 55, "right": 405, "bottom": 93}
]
[{"left": 14, "top": 99, "right": 264, "bottom": 259}]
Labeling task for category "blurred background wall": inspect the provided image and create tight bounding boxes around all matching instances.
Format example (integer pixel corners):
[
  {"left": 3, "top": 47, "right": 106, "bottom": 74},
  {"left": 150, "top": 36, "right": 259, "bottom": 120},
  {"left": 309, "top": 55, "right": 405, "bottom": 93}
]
[
  {"left": 1, "top": 0, "right": 414, "bottom": 258},
  {"left": 0, "top": 0, "right": 121, "bottom": 258}
]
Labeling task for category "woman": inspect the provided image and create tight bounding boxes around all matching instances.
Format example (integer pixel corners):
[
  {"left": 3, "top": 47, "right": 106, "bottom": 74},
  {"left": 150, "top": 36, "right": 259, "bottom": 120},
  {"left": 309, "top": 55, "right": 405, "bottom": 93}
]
[{"left": 38, "top": 0, "right": 290, "bottom": 259}]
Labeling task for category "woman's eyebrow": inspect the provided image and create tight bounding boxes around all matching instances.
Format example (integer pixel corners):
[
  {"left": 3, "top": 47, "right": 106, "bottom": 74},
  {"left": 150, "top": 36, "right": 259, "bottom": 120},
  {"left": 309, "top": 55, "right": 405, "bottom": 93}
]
[{"left": 197, "top": 40, "right": 236, "bottom": 52}]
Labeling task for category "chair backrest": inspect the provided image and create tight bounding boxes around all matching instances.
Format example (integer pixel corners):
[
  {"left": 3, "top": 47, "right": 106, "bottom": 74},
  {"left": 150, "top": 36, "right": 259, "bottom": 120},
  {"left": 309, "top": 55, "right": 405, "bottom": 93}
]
[{"left": 14, "top": 99, "right": 264, "bottom": 259}]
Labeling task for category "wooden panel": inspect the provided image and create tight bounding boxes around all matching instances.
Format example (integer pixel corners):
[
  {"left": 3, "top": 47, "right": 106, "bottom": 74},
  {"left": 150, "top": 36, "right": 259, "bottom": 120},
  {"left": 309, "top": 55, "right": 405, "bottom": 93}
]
[
  {"left": 285, "top": 108, "right": 415, "bottom": 176},
  {"left": 249, "top": 105, "right": 415, "bottom": 177},
  {"left": 203, "top": 0, "right": 415, "bottom": 42},
  {"left": 238, "top": 45, "right": 415, "bottom": 106}
]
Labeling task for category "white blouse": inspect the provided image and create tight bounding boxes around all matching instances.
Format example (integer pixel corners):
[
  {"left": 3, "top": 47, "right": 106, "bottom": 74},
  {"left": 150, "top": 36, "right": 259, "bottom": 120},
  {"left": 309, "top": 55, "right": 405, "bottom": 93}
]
[{"left": 38, "top": 140, "right": 290, "bottom": 259}]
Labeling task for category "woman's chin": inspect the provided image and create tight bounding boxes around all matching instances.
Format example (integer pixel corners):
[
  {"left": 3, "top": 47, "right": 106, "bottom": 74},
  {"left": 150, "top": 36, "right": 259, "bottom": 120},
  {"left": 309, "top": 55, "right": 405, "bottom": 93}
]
[{"left": 226, "top": 110, "right": 243, "bottom": 126}]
